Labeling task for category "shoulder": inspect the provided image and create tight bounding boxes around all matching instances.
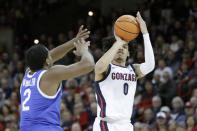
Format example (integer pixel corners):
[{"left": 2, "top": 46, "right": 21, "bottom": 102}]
[{"left": 95, "top": 64, "right": 111, "bottom": 82}]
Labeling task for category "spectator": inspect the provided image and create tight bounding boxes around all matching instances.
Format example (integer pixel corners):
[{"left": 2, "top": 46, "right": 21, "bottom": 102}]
[
  {"left": 184, "top": 101, "right": 194, "bottom": 117},
  {"left": 160, "top": 106, "right": 171, "bottom": 123},
  {"left": 73, "top": 103, "right": 89, "bottom": 130},
  {"left": 0, "top": 78, "right": 12, "bottom": 99},
  {"left": 0, "top": 88, "right": 5, "bottom": 108},
  {"left": 168, "top": 120, "right": 177, "bottom": 131},
  {"left": 171, "top": 96, "right": 185, "bottom": 123},
  {"left": 159, "top": 71, "right": 177, "bottom": 106},
  {"left": 186, "top": 115, "right": 197, "bottom": 131},
  {"left": 154, "top": 58, "right": 173, "bottom": 82},
  {"left": 61, "top": 110, "right": 73, "bottom": 131},
  {"left": 170, "top": 34, "right": 179, "bottom": 53},
  {"left": 143, "top": 108, "right": 155, "bottom": 128},
  {"left": 175, "top": 125, "right": 186, "bottom": 131},
  {"left": 190, "top": 96, "right": 197, "bottom": 108},
  {"left": 153, "top": 112, "right": 167, "bottom": 131},
  {"left": 152, "top": 96, "right": 162, "bottom": 115},
  {"left": 165, "top": 50, "right": 180, "bottom": 74},
  {"left": 138, "top": 81, "right": 155, "bottom": 110},
  {"left": 71, "top": 122, "right": 81, "bottom": 131}
]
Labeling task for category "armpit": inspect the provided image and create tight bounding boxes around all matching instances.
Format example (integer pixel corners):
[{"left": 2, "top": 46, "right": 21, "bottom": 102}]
[{"left": 133, "top": 64, "right": 145, "bottom": 79}]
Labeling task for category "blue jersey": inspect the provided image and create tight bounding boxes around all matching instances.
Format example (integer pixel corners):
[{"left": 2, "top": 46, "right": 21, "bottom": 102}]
[{"left": 20, "top": 69, "right": 63, "bottom": 131}]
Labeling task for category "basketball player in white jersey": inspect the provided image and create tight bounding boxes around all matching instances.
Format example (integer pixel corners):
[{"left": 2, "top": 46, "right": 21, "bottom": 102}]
[{"left": 93, "top": 12, "right": 155, "bottom": 131}]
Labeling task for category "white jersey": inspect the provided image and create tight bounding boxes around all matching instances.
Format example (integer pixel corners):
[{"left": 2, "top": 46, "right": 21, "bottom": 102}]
[{"left": 94, "top": 63, "right": 137, "bottom": 121}]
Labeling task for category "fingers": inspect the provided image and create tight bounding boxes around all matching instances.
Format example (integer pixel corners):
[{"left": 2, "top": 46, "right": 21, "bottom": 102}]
[
  {"left": 78, "top": 25, "right": 84, "bottom": 33},
  {"left": 78, "top": 31, "right": 90, "bottom": 39},
  {"left": 86, "top": 41, "right": 90, "bottom": 47},
  {"left": 136, "top": 11, "right": 141, "bottom": 18},
  {"left": 136, "top": 11, "right": 144, "bottom": 22}
]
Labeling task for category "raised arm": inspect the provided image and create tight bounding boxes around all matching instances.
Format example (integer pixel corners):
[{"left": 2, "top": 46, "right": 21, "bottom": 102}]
[
  {"left": 95, "top": 38, "right": 126, "bottom": 75},
  {"left": 49, "top": 25, "right": 90, "bottom": 63},
  {"left": 44, "top": 39, "right": 95, "bottom": 83},
  {"left": 133, "top": 12, "right": 155, "bottom": 78}
]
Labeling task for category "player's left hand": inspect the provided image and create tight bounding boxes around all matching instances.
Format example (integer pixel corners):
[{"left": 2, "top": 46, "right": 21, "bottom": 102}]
[
  {"left": 136, "top": 11, "right": 148, "bottom": 35},
  {"left": 75, "top": 25, "right": 90, "bottom": 40},
  {"left": 73, "top": 38, "right": 90, "bottom": 56}
]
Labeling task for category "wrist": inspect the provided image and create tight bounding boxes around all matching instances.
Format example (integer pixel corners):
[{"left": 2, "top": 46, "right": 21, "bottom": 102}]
[
  {"left": 114, "top": 41, "right": 124, "bottom": 46},
  {"left": 142, "top": 31, "right": 148, "bottom": 35},
  {"left": 143, "top": 33, "right": 149, "bottom": 39},
  {"left": 81, "top": 50, "right": 89, "bottom": 55}
]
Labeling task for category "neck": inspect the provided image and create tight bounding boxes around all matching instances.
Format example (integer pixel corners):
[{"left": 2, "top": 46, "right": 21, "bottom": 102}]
[{"left": 112, "top": 60, "right": 126, "bottom": 67}]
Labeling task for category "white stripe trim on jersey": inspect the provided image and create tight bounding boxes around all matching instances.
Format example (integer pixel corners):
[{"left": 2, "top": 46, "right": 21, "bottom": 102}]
[
  {"left": 37, "top": 70, "right": 62, "bottom": 99},
  {"left": 27, "top": 71, "right": 36, "bottom": 78}
]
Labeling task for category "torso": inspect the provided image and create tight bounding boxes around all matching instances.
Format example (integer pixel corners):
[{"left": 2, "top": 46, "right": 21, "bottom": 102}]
[
  {"left": 94, "top": 63, "right": 137, "bottom": 120},
  {"left": 20, "top": 69, "right": 62, "bottom": 128}
]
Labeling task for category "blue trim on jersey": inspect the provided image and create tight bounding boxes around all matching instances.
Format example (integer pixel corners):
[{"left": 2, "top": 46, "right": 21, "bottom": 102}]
[
  {"left": 111, "top": 63, "right": 127, "bottom": 68},
  {"left": 96, "top": 64, "right": 111, "bottom": 83},
  {"left": 100, "top": 120, "right": 109, "bottom": 131},
  {"left": 130, "top": 64, "right": 135, "bottom": 72},
  {"left": 104, "top": 121, "right": 109, "bottom": 131},
  {"left": 95, "top": 83, "right": 106, "bottom": 117}
]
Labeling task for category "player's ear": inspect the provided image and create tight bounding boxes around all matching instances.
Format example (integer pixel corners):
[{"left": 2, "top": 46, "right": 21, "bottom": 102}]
[{"left": 45, "top": 58, "right": 50, "bottom": 66}]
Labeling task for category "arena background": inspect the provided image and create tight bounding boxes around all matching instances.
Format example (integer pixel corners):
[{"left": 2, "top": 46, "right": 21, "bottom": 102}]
[{"left": 0, "top": 0, "right": 197, "bottom": 130}]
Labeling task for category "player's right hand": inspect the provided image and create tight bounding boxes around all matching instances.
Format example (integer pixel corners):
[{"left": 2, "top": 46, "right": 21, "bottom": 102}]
[
  {"left": 73, "top": 38, "right": 90, "bottom": 56},
  {"left": 114, "top": 32, "right": 128, "bottom": 45},
  {"left": 75, "top": 25, "right": 90, "bottom": 41}
]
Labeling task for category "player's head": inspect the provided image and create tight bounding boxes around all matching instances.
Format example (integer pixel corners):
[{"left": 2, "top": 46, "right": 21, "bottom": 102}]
[{"left": 26, "top": 44, "right": 53, "bottom": 71}]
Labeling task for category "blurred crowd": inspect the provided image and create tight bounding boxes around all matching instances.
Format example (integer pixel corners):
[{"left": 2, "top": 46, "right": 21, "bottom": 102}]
[{"left": 0, "top": 0, "right": 197, "bottom": 131}]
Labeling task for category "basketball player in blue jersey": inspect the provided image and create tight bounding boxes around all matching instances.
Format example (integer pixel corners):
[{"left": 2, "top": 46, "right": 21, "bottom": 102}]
[
  {"left": 20, "top": 25, "right": 95, "bottom": 131},
  {"left": 93, "top": 12, "right": 155, "bottom": 131}
]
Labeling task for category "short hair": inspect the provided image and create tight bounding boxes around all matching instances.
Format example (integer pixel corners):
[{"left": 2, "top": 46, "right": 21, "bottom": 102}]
[
  {"left": 172, "top": 96, "right": 184, "bottom": 108},
  {"left": 26, "top": 44, "right": 48, "bottom": 71},
  {"left": 102, "top": 36, "right": 116, "bottom": 52}
]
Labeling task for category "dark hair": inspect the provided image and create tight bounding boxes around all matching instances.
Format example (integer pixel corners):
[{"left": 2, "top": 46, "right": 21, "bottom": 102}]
[
  {"left": 26, "top": 44, "right": 48, "bottom": 71},
  {"left": 102, "top": 36, "right": 116, "bottom": 52}
]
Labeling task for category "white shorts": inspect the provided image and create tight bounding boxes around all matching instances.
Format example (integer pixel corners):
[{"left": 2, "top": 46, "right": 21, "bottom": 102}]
[{"left": 93, "top": 117, "right": 133, "bottom": 131}]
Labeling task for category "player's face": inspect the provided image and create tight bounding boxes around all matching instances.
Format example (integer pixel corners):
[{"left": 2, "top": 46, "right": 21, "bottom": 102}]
[{"left": 114, "top": 44, "right": 129, "bottom": 63}]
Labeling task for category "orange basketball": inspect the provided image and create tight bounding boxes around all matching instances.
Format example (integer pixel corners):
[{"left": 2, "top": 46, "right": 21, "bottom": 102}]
[{"left": 114, "top": 15, "right": 140, "bottom": 42}]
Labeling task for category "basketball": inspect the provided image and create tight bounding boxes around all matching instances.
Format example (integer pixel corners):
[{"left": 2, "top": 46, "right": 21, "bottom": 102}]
[{"left": 114, "top": 15, "right": 140, "bottom": 42}]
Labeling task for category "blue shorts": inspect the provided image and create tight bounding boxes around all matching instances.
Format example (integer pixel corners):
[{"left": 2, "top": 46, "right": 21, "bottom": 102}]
[{"left": 20, "top": 125, "right": 63, "bottom": 131}]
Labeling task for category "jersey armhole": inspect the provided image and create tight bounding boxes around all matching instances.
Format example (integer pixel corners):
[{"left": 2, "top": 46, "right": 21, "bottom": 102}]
[
  {"left": 37, "top": 70, "right": 62, "bottom": 99},
  {"left": 130, "top": 64, "right": 135, "bottom": 72},
  {"left": 95, "top": 64, "right": 111, "bottom": 83}
]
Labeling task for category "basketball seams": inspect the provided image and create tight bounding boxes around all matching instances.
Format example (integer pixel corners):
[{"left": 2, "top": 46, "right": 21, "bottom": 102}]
[
  {"left": 114, "top": 15, "right": 140, "bottom": 41},
  {"left": 114, "top": 24, "right": 139, "bottom": 34},
  {"left": 117, "top": 20, "right": 139, "bottom": 27}
]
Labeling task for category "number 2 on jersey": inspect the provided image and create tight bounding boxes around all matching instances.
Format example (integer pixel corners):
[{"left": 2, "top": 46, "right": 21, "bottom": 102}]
[
  {"left": 22, "top": 88, "right": 31, "bottom": 111},
  {"left": 123, "top": 83, "right": 129, "bottom": 95}
]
